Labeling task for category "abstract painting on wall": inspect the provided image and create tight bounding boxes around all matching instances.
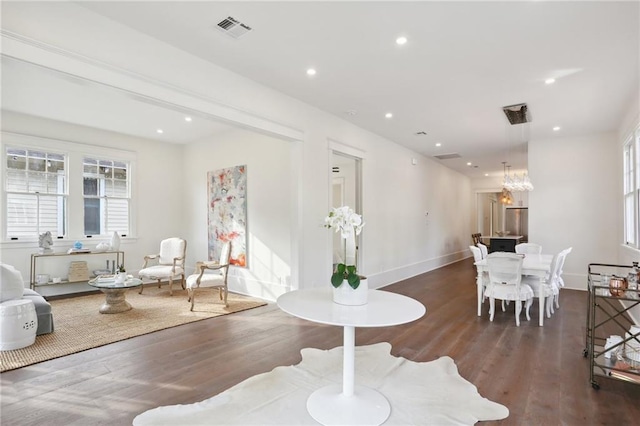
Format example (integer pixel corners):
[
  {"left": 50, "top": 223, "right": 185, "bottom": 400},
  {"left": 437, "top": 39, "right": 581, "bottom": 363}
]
[{"left": 207, "top": 165, "right": 247, "bottom": 267}]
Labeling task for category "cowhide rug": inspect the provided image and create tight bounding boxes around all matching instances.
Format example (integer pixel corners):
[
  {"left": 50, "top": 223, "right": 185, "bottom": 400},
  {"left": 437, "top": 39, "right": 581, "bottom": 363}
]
[{"left": 134, "top": 342, "right": 508, "bottom": 425}]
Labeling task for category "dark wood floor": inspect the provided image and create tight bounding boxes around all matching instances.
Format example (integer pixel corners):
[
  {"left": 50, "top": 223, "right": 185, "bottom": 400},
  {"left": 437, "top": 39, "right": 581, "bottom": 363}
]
[{"left": 2, "top": 259, "right": 639, "bottom": 425}]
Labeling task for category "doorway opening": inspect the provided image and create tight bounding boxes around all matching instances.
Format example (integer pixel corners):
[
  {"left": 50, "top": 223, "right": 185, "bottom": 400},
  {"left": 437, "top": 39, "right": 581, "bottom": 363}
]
[{"left": 330, "top": 151, "right": 362, "bottom": 268}]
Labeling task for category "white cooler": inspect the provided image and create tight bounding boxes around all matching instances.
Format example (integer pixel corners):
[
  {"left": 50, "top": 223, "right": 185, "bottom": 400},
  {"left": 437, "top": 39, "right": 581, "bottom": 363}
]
[{"left": 0, "top": 299, "right": 38, "bottom": 351}]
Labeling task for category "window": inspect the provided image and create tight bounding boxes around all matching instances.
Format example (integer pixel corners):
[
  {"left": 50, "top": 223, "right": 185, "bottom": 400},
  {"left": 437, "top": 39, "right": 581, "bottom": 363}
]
[
  {"left": 623, "top": 127, "right": 640, "bottom": 249},
  {"left": 82, "top": 157, "right": 130, "bottom": 236},
  {"left": 2, "top": 133, "right": 135, "bottom": 242},
  {"left": 5, "top": 148, "right": 67, "bottom": 239}
]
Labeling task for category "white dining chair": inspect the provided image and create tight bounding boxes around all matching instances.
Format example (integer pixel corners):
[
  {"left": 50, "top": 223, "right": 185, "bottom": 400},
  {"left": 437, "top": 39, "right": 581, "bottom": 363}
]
[
  {"left": 484, "top": 252, "right": 533, "bottom": 326},
  {"left": 470, "top": 245, "right": 489, "bottom": 314},
  {"left": 477, "top": 243, "right": 489, "bottom": 259},
  {"left": 515, "top": 243, "right": 542, "bottom": 255},
  {"left": 522, "top": 252, "right": 562, "bottom": 318},
  {"left": 553, "top": 247, "right": 572, "bottom": 309}
]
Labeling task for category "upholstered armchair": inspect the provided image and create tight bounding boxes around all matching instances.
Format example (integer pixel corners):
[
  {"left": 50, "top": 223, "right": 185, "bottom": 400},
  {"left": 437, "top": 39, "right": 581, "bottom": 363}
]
[
  {"left": 138, "top": 237, "right": 187, "bottom": 296},
  {"left": 186, "top": 242, "right": 232, "bottom": 311}
]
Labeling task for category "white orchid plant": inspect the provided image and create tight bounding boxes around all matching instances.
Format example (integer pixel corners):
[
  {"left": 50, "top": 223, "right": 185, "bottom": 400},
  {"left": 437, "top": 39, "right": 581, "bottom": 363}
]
[{"left": 324, "top": 206, "right": 365, "bottom": 289}]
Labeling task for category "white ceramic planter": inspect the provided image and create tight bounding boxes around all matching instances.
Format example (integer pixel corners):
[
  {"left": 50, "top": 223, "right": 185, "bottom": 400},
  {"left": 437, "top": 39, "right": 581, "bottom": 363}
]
[{"left": 333, "top": 278, "right": 368, "bottom": 306}]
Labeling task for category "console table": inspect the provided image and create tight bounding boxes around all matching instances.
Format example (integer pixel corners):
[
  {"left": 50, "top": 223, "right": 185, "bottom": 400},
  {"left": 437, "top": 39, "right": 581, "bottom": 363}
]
[
  {"left": 277, "top": 288, "right": 425, "bottom": 426},
  {"left": 30, "top": 250, "right": 124, "bottom": 290}
]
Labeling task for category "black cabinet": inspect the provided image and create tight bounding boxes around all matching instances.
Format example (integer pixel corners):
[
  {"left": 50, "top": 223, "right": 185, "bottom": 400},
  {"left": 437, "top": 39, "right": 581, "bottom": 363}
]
[{"left": 488, "top": 237, "right": 520, "bottom": 253}]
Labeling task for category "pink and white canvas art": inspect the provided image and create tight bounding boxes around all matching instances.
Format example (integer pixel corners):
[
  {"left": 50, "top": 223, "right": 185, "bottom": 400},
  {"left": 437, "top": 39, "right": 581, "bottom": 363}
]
[{"left": 207, "top": 165, "right": 247, "bottom": 267}]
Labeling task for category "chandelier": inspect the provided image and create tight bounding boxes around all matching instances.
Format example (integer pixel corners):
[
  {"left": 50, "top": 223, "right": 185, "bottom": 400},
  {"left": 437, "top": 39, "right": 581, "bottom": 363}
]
[
  {"left": 500, "top": 187, "right": 513, "bottom": 205},
  {"left": 502, "top": 163, "right": 534, "bottom": 192},
  {"left": 499, "top": 162, "right": 513, "bottom": 205}
]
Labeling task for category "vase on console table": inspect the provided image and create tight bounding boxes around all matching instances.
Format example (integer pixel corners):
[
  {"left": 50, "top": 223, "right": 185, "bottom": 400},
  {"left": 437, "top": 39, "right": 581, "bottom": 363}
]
[{"left": 110, "top": 232, "right": 120, "bottom": 251}]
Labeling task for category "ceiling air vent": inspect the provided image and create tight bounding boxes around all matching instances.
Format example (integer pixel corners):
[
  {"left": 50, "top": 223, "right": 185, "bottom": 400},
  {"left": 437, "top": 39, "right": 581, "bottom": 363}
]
[
  {"left": 502, "top": 103, "right": 531, "bottom": 125},
  {"left": 216, "top": 16, "right": 253, "bottom": 39},
  {"left": 433, "top": 153, "right": 461, "bottom": 160}
]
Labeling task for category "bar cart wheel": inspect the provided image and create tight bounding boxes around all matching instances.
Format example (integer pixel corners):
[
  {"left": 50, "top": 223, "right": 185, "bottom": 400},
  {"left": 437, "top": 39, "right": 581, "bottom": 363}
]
[
  {"left": 591, "top": 382, "right": 600, "bottom": 390},
  {"left": 583, "top": 348, "right": 589, "bottom": 357}
]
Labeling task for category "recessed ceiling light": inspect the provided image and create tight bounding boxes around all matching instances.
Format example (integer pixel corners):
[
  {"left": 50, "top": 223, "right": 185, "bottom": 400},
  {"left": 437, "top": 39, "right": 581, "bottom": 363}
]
[
  {"left": 467, "top": 162, "right": 472, "bottom": 166},
  {"left": 485, "top": 173, "right": 489, "bottom": 177},
  {"left": 385, "top": 112, "right": 393, "bottom": 119},
  {"left": 545, "top": 78, "right": 556, "bottom": 85},
  {"left": 306, "top": 68, "right": 316, "bottom": 76},
  {"left": 435, "top": 143, "right": 442, "bottom": 147},
  {"left": 185, "top": 116, "right": 192, "bottom": 122},
  {"left": 156, "top": 129, "right": 164, "bottom": 134},
  {"left": 553, "top": 126, "right": 561, "bottom": 131},
  {"left": 396, "top": 36, "right": 408, "bottom": 45}
]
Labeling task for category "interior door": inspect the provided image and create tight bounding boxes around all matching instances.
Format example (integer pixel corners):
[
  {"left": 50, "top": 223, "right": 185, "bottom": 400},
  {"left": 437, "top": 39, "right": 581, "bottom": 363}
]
[{"left": 330, "top": 152, "right": 361, "bottom": 267}]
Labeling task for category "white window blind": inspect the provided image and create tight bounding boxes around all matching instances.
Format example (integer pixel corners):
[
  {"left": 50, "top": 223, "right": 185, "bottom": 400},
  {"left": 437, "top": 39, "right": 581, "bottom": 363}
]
[
  {"left": 5, "top": 148, "right": 67, "bottom": 239},
  {"left": 83, "top": 157, "right": 131, "bottom": 236}
]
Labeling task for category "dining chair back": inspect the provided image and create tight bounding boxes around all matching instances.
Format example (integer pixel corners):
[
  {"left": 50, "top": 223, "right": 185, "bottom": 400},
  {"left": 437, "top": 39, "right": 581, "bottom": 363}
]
[
  {"left": 515, "top": 243, "right": 542, "bottom": 255},
  {"left": 485, "top": 252, "right": 533, "bottom": 326},
  {"left": 471, "top": 245, "right": 489, "bottom": 315},
  {"left": 477, "top": 243, "right": 489, "bottom": 259},
  {"left": 522, "top": 251, "right": 562, "bottom": 318},
  {"left": 469, "top": 245, "right": 483, "bottom": 263},
  {"left": 553, "top": 247, "right": 572, "bottom": 309}
]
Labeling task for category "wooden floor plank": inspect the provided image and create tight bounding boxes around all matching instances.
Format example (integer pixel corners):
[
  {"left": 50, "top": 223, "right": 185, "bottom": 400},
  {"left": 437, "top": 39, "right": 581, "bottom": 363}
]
[{"left": 2, "top": 258, "right": 640, "bottom": 425}]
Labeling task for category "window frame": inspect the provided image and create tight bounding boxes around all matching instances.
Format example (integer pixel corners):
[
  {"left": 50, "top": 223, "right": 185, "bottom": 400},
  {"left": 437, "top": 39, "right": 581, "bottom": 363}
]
[
  {"left": 1, "top": 132, "right": 137, "bottom": 243},
  {"left": 623, "top": 125, "right": 640, "bottom": 250},
  {"left": 4, "top": 147, "right": 69, "bottom": 239}
]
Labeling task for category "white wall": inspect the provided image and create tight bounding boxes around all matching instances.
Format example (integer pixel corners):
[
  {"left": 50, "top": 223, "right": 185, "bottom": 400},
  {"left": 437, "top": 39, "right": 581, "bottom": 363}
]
[
  {"left": 1, "top": 3, "right": 473, "bottom": 299},
  {"left": 182, "top": 127, "right": 293, "bottom": 301},
  {"left": 528, "top": 133, "right": 619, "bottom": 290}
]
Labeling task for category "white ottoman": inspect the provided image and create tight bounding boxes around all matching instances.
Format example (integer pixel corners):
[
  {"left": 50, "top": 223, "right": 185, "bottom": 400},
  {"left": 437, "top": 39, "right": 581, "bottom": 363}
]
[{"left": 0, "top": 299, "right": 38, "bottom": 351}]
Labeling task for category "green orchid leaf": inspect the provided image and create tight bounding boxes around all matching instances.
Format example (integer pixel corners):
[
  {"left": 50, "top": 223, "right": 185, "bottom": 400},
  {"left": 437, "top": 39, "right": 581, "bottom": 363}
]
[
  {"left": 346, "top": 265, "right": 357, "bottom": 275},
  {"left": 331, "top": 273, "right": 344, "bottom": 287},
  {"left": 347, "top": 273, "right": 360, "bottom": 289},
  {"left": 336, "top": 263, "right": 346, "bottom": 274}
]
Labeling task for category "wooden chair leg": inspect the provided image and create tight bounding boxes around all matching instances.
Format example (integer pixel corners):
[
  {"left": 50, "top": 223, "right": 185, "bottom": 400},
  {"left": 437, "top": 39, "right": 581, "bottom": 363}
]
[
  {"left": 190, "top": 288, "right": 195, "bottom": 311},
  {"left": 168, "top": 277, "right": 173, "bottom": 296},
  {"left": 181, "top": 274, "right": 185, "bottom": 290},
  {"left": 139, "top": 282, "right": 144, "bottom": 294},
  {"left": 223, "top": 286, "right": 228, "bottom": 307}
]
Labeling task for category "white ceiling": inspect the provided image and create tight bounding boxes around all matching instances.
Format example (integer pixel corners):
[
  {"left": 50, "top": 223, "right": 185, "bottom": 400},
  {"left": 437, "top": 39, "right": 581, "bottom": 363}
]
[{"left": 2, "top": 1, "right": 638, "bottom": 179}]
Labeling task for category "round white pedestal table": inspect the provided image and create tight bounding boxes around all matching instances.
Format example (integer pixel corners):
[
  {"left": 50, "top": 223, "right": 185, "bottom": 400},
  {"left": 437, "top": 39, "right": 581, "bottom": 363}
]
[{"left": 277, "top": 288, "right": 426, "bottom": 426}]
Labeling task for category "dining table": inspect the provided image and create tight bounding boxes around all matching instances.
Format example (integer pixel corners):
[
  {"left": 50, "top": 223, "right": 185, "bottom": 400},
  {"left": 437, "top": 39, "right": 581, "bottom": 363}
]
[{"left": 475, "top": 253, "right": 554, "bottom": 326}]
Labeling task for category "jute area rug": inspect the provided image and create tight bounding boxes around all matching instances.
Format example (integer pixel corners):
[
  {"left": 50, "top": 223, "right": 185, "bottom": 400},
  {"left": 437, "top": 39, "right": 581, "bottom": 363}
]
[
  {"left": 0, "top": 287, "right": 266, "bottom": 372},
  {"left": 134, "top": 342, "right": 509, "bottom": 425}
]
